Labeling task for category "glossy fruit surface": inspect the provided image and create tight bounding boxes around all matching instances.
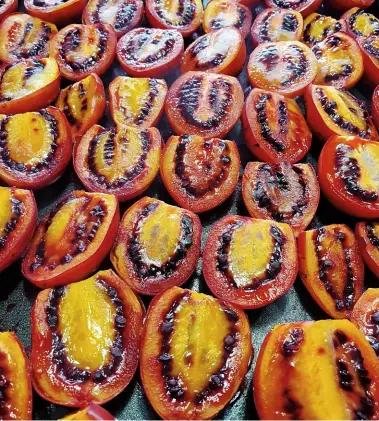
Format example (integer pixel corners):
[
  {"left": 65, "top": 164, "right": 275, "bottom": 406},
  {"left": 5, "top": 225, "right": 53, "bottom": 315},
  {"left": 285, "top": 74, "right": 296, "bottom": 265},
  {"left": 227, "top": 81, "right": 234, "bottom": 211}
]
[
  {"left": 342, "top": 8, "right": 379, "bottom": 39},
  {"left": 328, "top": 0, "right": 375, "bottom": 11},
  {"left": 0, "top": 0, "right": 17, "bottom": 20},
  {"left": 357, "top": 35, "right": 379, "bottom": 86},
  {"left": 303, "top": 13, "right": 346, "bottom": 47},
  {"left": 61, "top": 402, "right": 115, "bottom": 420},
  {"left": 264, "top": 0, "right": 322, "bottom": 17},
  {"left": 373, "top": 85, "right": 379, "bottom": 129},
  {"left": 356, "top": 221, "right": 379, "bottom": 278},
  {"left": 24, "top": 0, "right": 86, "bottom": 26}
]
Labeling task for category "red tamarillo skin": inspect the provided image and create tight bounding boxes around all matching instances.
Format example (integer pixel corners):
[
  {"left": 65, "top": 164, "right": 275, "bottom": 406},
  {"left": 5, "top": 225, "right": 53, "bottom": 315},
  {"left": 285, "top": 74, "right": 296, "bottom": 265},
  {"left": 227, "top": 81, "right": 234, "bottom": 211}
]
[
  {"left": 264, "top": 0, "right": 322, "bottom": 17},
  {"left": 24, "top": 0, "right": 86, "bottom": 26},
  {"left": 341, "top": 8, "right": 379, "bottom": 39},
  {"left": 61, "top": 402, "right": 116, "bottom": 420},
  {"left": 356, "top": 222, "right": 379, "bottom": 279}
]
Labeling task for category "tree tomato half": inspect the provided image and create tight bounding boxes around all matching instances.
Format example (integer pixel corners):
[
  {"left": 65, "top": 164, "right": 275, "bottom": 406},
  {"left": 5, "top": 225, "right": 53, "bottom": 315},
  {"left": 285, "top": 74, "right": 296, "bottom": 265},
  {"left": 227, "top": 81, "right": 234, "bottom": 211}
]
[
  {"left": 181, "top": 27, "right": 246, "bottom": 76},
  {"left": 31, "top": 269, "right": 144, "bottom": 407},
  {"left": 326, "top": 0, "right": 375, "bottom": 11},
  {"left": 254, "top": 320, "right": 379, "bottom": 420},
  {"left": 24, "top": 0, "right": 86, "bottom": 26},
  {"left": 318, "top": 136, "right": 379, "bottom": 218},
  {"left": 82, "top": 0, "right": 144, "bottom": 39},
  {"left": 303, "top": 13, "right": 346, "bottom": 47},
  {"left": 0, "top": 187, "right": 37, "bottom": 273},
  {"left": 111, "top": 197, "right": 202, "bottom": 295},
  {"left": 264, "top": 0, "right": 322, "bottom": 16},
  {"left": 116, "top": 28, "right": 184, "bottom": 77},
  {"left": 74, "top": 125, "right": 162, "bottom": 202},
  {"left": 0, "top": 14, "right": 57, "bottom": 64},
  {"left": 242, "top": 162, "right": 319, "bottom": 237},
  {"left": 0, "top": 58, "right": 61, "bottom": 115},
  {"left": 0, "top": 107, "right": 72, "bottom": 189},
  {"left": 203, "top": 215, "right": 298, "bottom": 309},
  {"left": 356, "top": 221, "right": 379, "bottom": 279},
  {"left": 22, "top": 190, "right": 120, "bottom": 288},
  {"left": 0, "top": 0, "right": 17, "bottom": 21},
  {"left": 251, "top": 8, "right": 304, "bottom": 47},
  {"left": 298, "top": 223, "right": 364, "bottom": 319},
  {"left": 247, "top": 41, "right": 318, "bottom": 98},
  {"left": 242, "top": 88, "right": 312, "bottom": 164},
  {"left": 61, "top": 403, "right": 116, "bottom": 420},
  {"left": 165, "top": 71, "right": 244, "bottom": 140},
  {"left": 50, "top": 24, "right": 117, "bottom": 81},
  {"left": 357, "top": 35, "right": 379, "bottom": 86},
  {"left": 109, "top": 76, "right": 167, "bottom": 128},
  {"left": 145, "top": 0, "right": 203, "bottom": 37},
  {"left": 140, "top": 287, "right": 252, "bottom": 419},
  {"left": 304, "top": 84, "right": 378, "bottom": 142},
  {"left": 160, "top": 135, "right": 240, "bottom": 213},
  {"left": 55, "top": 73, "right": 106, "bottom": 143},
  {"left": 341, "top": 8, "right": 379, "bottom": 39}
]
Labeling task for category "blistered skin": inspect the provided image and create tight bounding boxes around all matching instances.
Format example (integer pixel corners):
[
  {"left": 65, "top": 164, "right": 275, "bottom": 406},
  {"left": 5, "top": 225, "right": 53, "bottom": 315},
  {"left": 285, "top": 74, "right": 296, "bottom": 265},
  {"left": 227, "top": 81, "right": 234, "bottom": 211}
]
[
  {"left": 303, "top": 13, "right": 346, "bottom": 47},
  {"left": 140, "top": 287, "right": 252, "bottom": 419},
  {"left": 342, "top": 8, "right": 379, "bottom": 39},
  {"left": 264, "top": 0, "right": 322, "bottom": 16},
  {"left": 111, "top": 197, "right": 202, "bottom": 295},
  {"left": 31, "top": 269, "right": 144, "bottom": 407},
  {"left": 203, "top": 215, "right": 298, "bottom": 309},
  {"left": 254, "top": 320, "right": 379, "bottom": 420},
  {"left": 0, "top": 14, "right": 57, "bottom": 64},
  {"left": 109, "top": 76, "right": 167, "bottom": 128}
]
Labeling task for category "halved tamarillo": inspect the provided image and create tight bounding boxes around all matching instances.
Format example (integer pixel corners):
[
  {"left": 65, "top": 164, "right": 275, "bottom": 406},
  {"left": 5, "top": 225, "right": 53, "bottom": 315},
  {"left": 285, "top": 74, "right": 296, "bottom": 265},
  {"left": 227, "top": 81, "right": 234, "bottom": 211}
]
[
  {"left": 251, "top": 8, "right": 304, "bottom": 47},
  {"left": 165, "top": 71, "right": 244, "bottom": 140},
  {"left": 0, "top": 14, "right": 57, "bottom": 64},
  {"left": 74, "top": 125, "right": 162, "bottom": 202},
  {"left": 82, "top": 0, "right": 144, "bottom": 39},
  {"left": 341, "top": 8, "right": 379, "bottom": 39},
  {"left": 242, "top": 88, "right": 312, "bottom": 164},
  {"left": 31, "top": 269, "right": 144, "bottom": 407},
  {"left": 356, "top": 221, "right": 379, "bottom": 278},
  {"left": 0, "top": 58, "right": 61, "bottom": 115},
  {"left": 202, "top": 0, "right": 252, "bottom": 39},
  {"left": 247, "top": 41, "right": 318, "bottom": 98},
  {"left": 116, "top": 28, "right": 184, "bottom": 77},
  {"left": 372, "top": 85, "right": 379, "bottom": 130},
  {"left": 0, "top": 107, "right": 72, "bottom": 189},
  {"left": 326, "top": 0, "right": 375, "bottom": 11},
  {"left": 304, "top": 85, "right": 378, "bottom": 142},
  {"left": 242, "top": 162, "right": 319, "bottom": 237},
  {"left": 303, "top": 13, "right": 346, "bottom": 47},
  {"left": 145, "top": 0, "right": 203, "bottom": 37},
  {"left": 357, "top": 35, "right": 379, "bottom": 86},
  {"left": 50, "top": 24, "right": 117, "bottom": 82},
  {"left": 202, "top": 215, "right": 298, "bottom": 309},
  {"left": 109, "top": 76, "right": 167, "bottom": 128},
  {"left": 111, "top": 197, "right": 202, "bottom": 295},
  {"left": 181, "top": 27, "right": 246, "bottom": 76},
  {"left": 0, "top": 0, "right": 17, "bottom": 21},
  {"left": 24, "top": 0, "right": 86, "bottom": 26},
  {"left": 311, "top": 32, "right": 363, "bottom": 89},
  {"left": 254, "top": 320, "right": 379, "bottom": 420},
  {"left": 318, "top": 136, "right": 379, "bottom": 218},
  {"left": 55, "top": 73, "right": 106, "bottom": 143},
  {"left": 61, "top": 403, "right": 116, "bottom": 420},
  {"left": 0, "top": 187, "right": 37, "bottom": 273},
  {"left": 298, "top": 224, "right": 364, "bottom": 319},
  {"left": 0, "top": 332, "right": 32, "bottom": 420},
  {"left": 160, "top": 135, "right": 240, "bottom": 213},
  {"left": 264, "top": 0, "right": 322, "bottom": 16},
  {"left": 140, "top": 286, "right": 252, "bottom": 419},
  {"left": 22, "top": 190, "right": 120, "bottom": 288},
  {"left": 351, "top": 288, "right": 379, "bottom": 357}
]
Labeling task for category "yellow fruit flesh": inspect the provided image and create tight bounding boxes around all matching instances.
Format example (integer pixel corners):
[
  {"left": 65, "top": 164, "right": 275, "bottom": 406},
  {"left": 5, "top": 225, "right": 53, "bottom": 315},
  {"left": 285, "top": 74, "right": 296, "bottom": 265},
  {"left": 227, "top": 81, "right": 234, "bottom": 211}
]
[
  {"left": 267, "top": 13, "right": 300, "bottom": 42},
  {"left": 0, "top": 188, "right": 12, "bottom": 237},
  {"left": 304, "top": 14, "right": 338, "bottom": 45},
  {"left": 64, "top": 28, "right": 101, "bottom": 62},
  {"left": 349, "top": 143, "right": 379, "bottom": 193},
  {"left": 353, "top": 13, "right": 379, "bottom": 37}
]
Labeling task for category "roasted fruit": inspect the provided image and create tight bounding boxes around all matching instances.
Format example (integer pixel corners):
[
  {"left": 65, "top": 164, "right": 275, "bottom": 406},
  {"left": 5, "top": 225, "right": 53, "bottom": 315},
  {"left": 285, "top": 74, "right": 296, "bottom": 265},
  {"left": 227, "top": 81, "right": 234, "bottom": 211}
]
[
  {"left": 31, "top": 269, "right": 144, "bottom": 406},
  {"left": 327, "top": 0, "right": 375, "bottom": 11},
  {"left": 55, "top": 73, "right": 106, "bottom": 143},
  {"left": 117, "top": 28, "right": 184, "bottom": 77},
  {"left": 109, "top": 76, "right": 167, "bottom": 128},
  {"left": 303, "top": 13, "right": 346, "bottom": 47},
  {"left": 61, "top": 402, "right": 115, "bottom": 420},
  {"left": 247, "top": 41, "right": 318, "bottom": 98},
  {"left": 254, "top": 320, "right": 379, "bottom": 420},
  {"left": 242, "top": 162, "right": 319, "bottom": 237},
  {"left": 0, "top": 187, "right": 37, "bottom": 273},
  {"left": 0, "top": 0, "right": 17, "bottom": 21},
  {"left": 0, "top": 107, "right": 72, "bottom": 189},
  {"left": 311, "top": 32, "right": 363, "bottom": 89},
  {"left": 180, "top": 27, "right": 246, "bottom": 76},
  {"left": 298, "top": 224, "right": 364, "bottom": 319},
  {"left": 372, "top": 85, "right": 379, "bottom": 131},
  {"left": 251, "top": 8, "right": 304, "bottom": 46},
  {"left": 357, "top": 35, "right": 379, "bottom": 86},
  {"left": 202, "top": 0, "right": 252, "bottom": 39},
  {"left": 304, "top": 84, "right": 378, "bottom": 142},
  {"left": 24, "top": 0, "right": 86, "bottom": 26},
  {"left": 140, "top": 287, "right": 252, "bottom": 419},
  {"left": 264, "top": 0, "right": 322, "bottom": 16},
  {"left": 50, "top": 24, "right": 117, "bottom": 82},
  {"left": 0, "top": 332, "right": 32, "bottom": 420},
  {"left": 165, "top": 71, "right": 243, "bottom": 140},
  {"left": 0, "top": 14, "right": 57, "bottom": 64},
  {"left": 145, "top": 0, "right": 203, "bottom": 37},
  {"left": 356, "top": 222, "right": 379, "bottom": 278},
  {"left": 74, "top": 125, "right": 162, "bottom": 202},
  {"left": 111, "top": 197, "right": 202, "bottom": 295},
  {"left": 160, "top": 135, "right": 240, "bottom": 213},
  {"left": 82, "top": 0, "right": 144, "bottom": 39},
  {"left": 22, "top": 191, "right": 119, "bottom": 288},
  {"left": 342, "top": 8, "right": 379, "bottom": 39},
  {"left": 0, "top": 58, "right": 61, "bottom": 115},
  {"left": 351, "top": 288, "right": 379, "bottom": 357}
]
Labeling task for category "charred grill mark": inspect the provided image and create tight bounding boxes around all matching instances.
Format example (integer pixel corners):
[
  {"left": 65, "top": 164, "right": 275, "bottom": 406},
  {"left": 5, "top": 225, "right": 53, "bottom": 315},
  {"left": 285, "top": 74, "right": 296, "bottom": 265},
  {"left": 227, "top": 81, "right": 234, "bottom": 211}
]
[
  {"left": 155, "top": 0, "right": 196, "bottom": 28},
  {"left": 281, "top": 13, "right": 299, "bottom": 33},
  {"left": 367, "top": 308, "right": 379, "bottom": 356},
  {"left": 283, "top": 388, "right": 302, "bottom": 419},
  {"left": 349, "top": 9, "right": 379, "bottom": 38},
  {"left": 366, "top": 222, "right": 379, "bottom": 250},
  {"left": 282, "top": 328, "right": 304, "bottom": 357},
  {"left": 0, "top": 195, "right": 23, "bottom": 249},
  {"left": 132, "top": 79, "right": 159, "bottom": 125},
  {"left": 281, "top": 44, "right": 308, "bottom": 87},
  {"left": 210, "top": 6, "right": 246, "bottom": 30},
  {"left": 128, "top": 203, "right": 193, "bottom": 279},
  {"left": 217, "top": 222, "right": 286, "bottom": 290},
  {"left": 92, "top": 0, "right": 138, "bottom": 31},
  {"left": 62, "top": 82, "right": 88, "bottom": 128},
  {"left": 363, "top": 37, "right": 379, "bottom": 60},
  {"left": 303, "top": 15, "right": 342, "bottom": 46},
  {"left": 189, "top": 36, "right": 227, "bottom": 71},
  {"left": 271, "top": 0, "right": 306, "bottom": 8},
  {"left": 10, "top": 22, "right": 52, "bottom": 60},
  {"left": 258, "top": 45, "right": 280, "bottom": 73},
  {"left": 259, "top": 10, "right": 278, "bottom": 42},
  {"left": 335, "top": 143, "right": 378, "bottom": 202}
]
